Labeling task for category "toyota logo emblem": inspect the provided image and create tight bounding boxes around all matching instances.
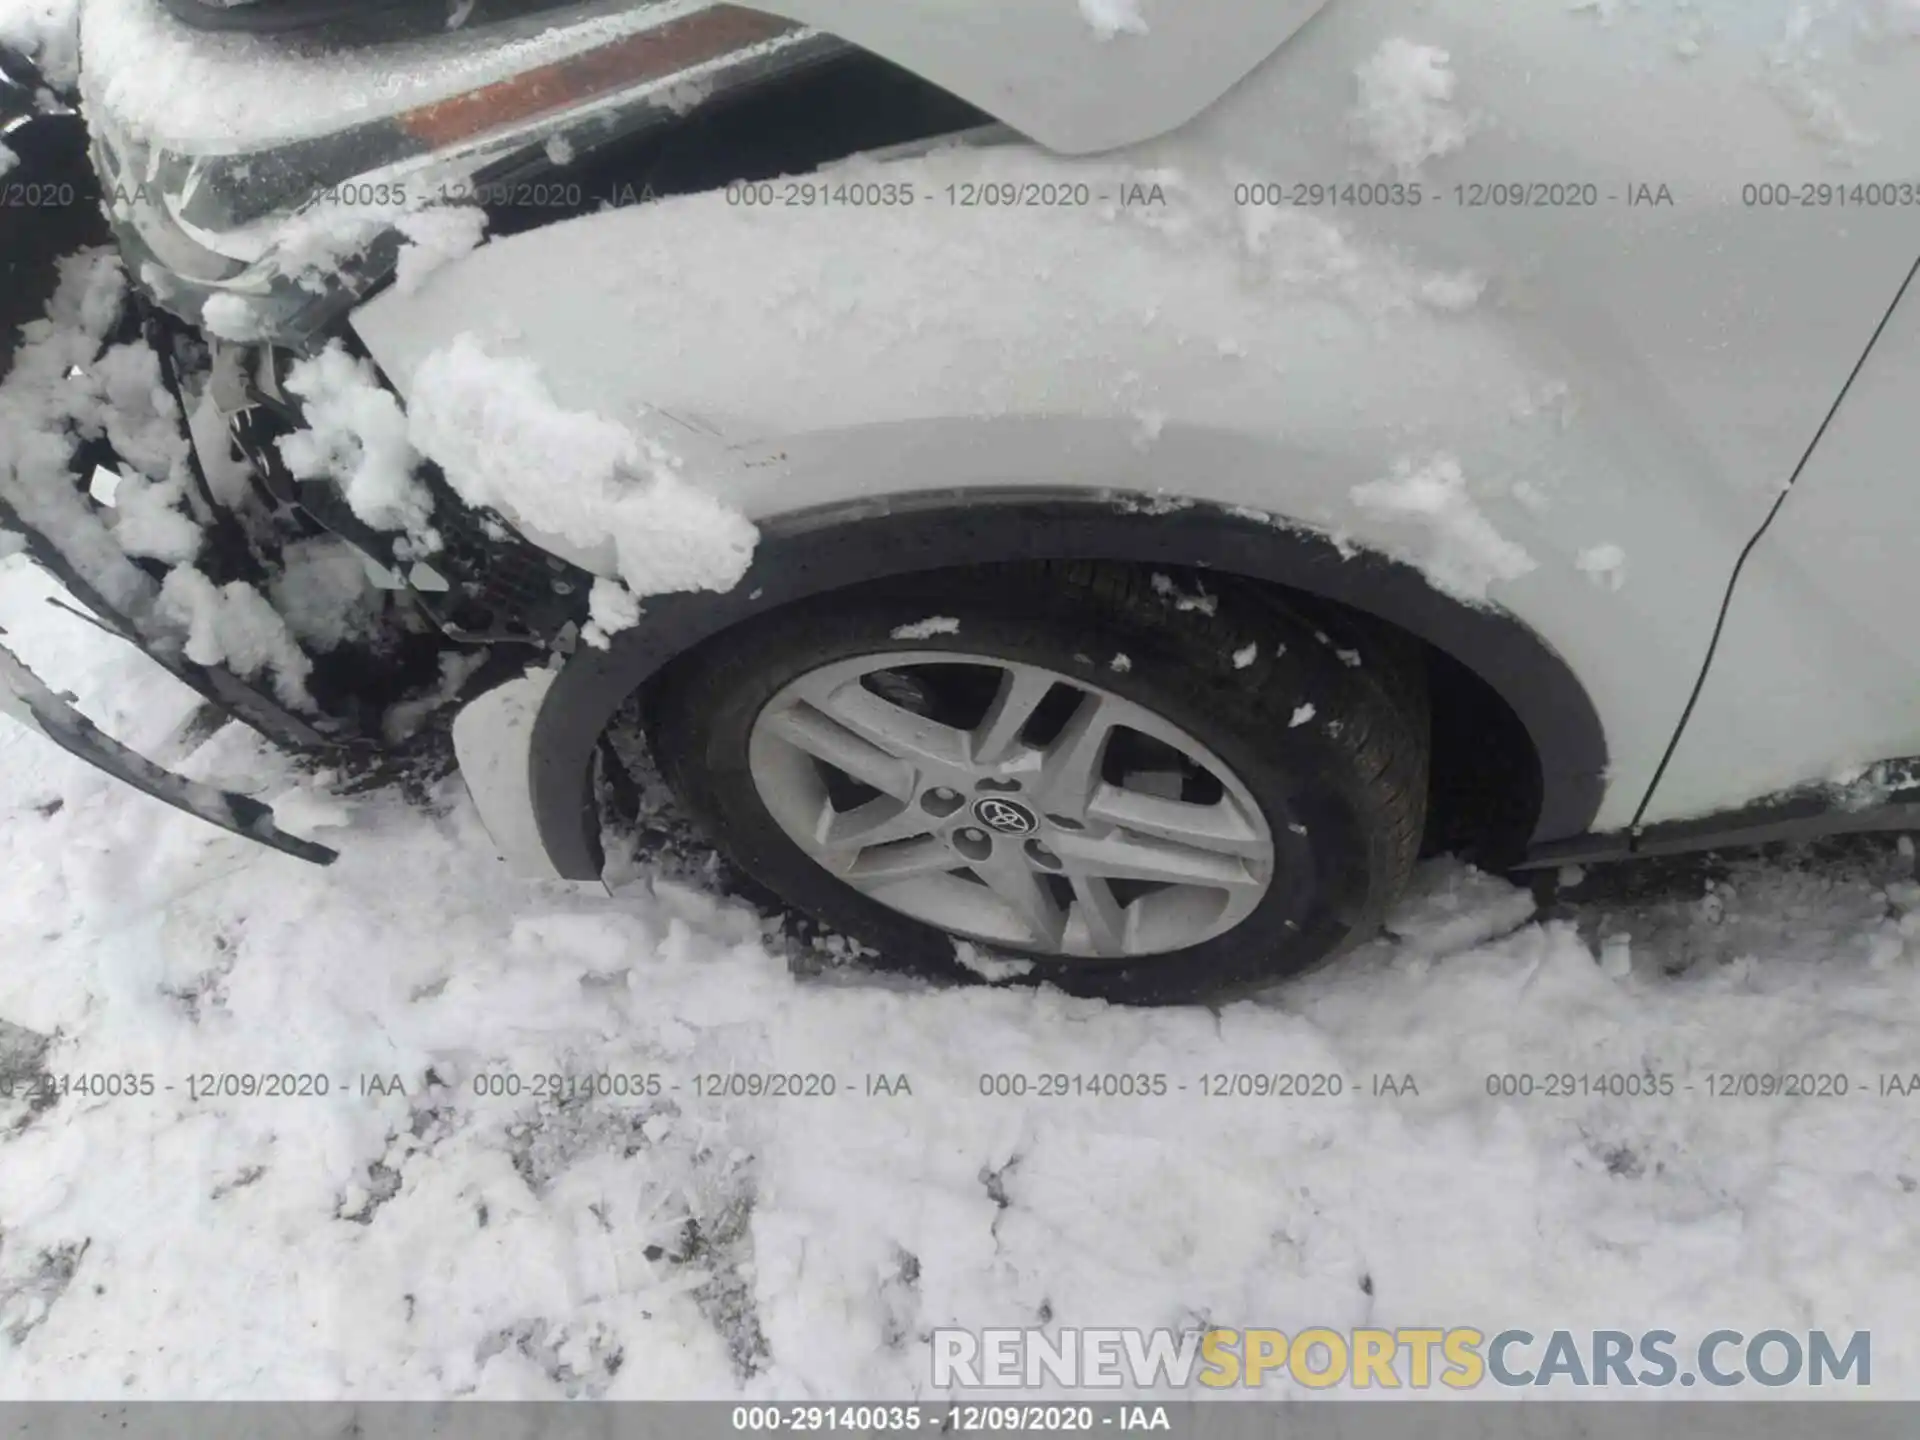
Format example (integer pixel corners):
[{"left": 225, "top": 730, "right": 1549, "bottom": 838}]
[{"left": 972, "top": 797, "right": 1039, "bottom": 834}]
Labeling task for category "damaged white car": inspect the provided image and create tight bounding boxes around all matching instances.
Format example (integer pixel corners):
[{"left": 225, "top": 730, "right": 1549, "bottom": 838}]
[{"left": 2, "top": 0, "right": 1918, "bottom": 1002}]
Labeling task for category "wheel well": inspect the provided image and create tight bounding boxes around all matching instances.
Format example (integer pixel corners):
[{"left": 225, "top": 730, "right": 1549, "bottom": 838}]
[
  {"left": 640, "top": 558, "right": 1547, "bottom": 870},
  {"left": 529, "top": 493, "right": 1604, "bottom": 882}
]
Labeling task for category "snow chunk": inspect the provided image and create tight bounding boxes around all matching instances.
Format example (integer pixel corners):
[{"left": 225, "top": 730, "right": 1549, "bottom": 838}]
[
  {"left": 1109, "top": 653, "right": 1132, "bottom": 673},
  {"left": 198, "top": 294, "right": 271, "bottom": 342},
  {"left": 110, "top": 469, "right": 201, "bottom": 564},
  {"left": 544, "top": 133, "right": 575, "bottom": 166},
  {"left": 156, "top": 565, "right": 314, "bottom": 711},
  {"left": 0, "top": 143, "right": 16, "bottom": 178},
  {"left": 1231, "top": 643, "right": 1258, "bottom": 669},
  {"left": 581, "top": 577, "right": 642, "bottom": 650},
  {"left": 392, "top": 207, "right": 489, "bottom": 296},
  {"left": 1352, "top": 39, "right": 1468, "bottom": 177},
  {"left": 277, "top": 343, "right": 438, "bottom": 543},
  {"left": 952, "top": 941, "right": 1035, "bottom": 981},
  {"left": 1149, "top": 572, "right": 1217, "bottom": 615},
  {"left": 1290, "top": 703, "right": 1315, "bottom": 727},
  {"left": 1576, "top": 543, "right": 1627, "bottom": 591},
  {"left": 1078, "top": 0, "right": 1148, "bottom": 41},
  {"left": 407, "top": 333, "right": 757, "bottom": 598},
  {"left": 890, "top": 616, "right": 959, "bottom": 640},
  {"left": 267, "top": 535, "right": 385, "bottom": 652},
  {"left": 1351, "top": 455, "right": 1536, "bottom": 602}
]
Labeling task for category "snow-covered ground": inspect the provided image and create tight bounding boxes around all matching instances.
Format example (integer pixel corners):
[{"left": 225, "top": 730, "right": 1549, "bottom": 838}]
[{"left": 2, "top": 555, "right": 1918, "bottom": 1399}]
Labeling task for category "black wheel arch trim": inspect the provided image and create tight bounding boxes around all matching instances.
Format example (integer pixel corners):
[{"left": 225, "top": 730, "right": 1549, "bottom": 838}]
[{"left": 526, "top": 489, "right": 1610, "bottom": 880}]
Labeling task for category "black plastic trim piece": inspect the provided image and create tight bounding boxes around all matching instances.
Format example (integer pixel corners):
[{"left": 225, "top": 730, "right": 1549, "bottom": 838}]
[
  {"left": 1516, "top": 761, "right": 1920, "bottom": 869},
  {"left": 523, "top": 491, "right": 1611, "bottom": 881}
]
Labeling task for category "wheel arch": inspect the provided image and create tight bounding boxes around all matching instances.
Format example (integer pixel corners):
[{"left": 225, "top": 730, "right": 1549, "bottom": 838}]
[{"left": 524, "top": 489, "right": 1608, "bottom": 880}]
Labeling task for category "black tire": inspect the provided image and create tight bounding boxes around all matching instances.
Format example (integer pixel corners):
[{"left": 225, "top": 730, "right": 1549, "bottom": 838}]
[{"left": 651, "top": 561, "right": 1429, "bottom": 1005}]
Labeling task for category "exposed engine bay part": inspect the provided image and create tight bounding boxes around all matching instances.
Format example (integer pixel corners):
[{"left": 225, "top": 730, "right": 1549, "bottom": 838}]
[{"left": 0, "top": 631, "right": 340, "bottom": 865}]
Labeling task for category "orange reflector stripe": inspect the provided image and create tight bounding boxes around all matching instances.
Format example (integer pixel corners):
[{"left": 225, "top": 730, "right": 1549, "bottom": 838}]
[{"left": 398, "top": 5, "right": 801, "bottom": 148}]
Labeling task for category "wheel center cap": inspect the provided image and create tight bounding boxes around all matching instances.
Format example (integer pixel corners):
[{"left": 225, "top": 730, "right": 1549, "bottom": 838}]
[{"left": 971, "top": 797, "right": 1039, "bottom": 835}]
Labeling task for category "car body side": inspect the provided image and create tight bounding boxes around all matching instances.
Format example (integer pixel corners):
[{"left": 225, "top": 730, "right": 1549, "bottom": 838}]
[{"left": 344, "top": 0, "right": 1920, "bottom": 880}]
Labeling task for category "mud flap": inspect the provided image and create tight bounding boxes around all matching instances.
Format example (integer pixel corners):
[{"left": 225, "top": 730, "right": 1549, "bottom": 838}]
[{"left": 0, "top": 634, "right": 338, "bottom": 865}]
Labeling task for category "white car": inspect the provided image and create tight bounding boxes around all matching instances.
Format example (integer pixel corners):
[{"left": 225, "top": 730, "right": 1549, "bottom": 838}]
[{"left": 2, "top": 0, "right": 1918, "bottom": 1002}]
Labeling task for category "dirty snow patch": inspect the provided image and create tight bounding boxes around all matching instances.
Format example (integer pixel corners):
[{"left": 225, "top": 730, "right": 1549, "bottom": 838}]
[
  {"left": 890, "top": 617, "right": 959, "bottom": 641},
  {"left": 582, "top": 577, "right": 643, "bottom": 650},
  {"left": 1351, "top": 455, "right": 1536, "bottom": 602},
  {"left": 1351, "top": 39, "right": 1468, "bottom": 177},
  {"left": 1077, "top": 0, "right": 1147, "bottom": 41},
  {"left": 408, "top": 334, "right": 757, "bottom": 598}
]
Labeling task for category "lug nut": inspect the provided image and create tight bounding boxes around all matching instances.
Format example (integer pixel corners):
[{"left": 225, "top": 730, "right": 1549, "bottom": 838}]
[
  {"left": 1025, "top": 839, "right": 1063, "bottom": 870},
  {"left": 921, "top": 787, "right": 965, "bottom": 817},
  {"left": 953, "top": 827, "right": 992, "bottom": 862}
]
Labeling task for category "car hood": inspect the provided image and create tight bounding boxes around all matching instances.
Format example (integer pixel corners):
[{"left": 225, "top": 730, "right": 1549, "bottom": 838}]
[{"left": 746, "top": 0, "right": 1330, "bottom": 153}]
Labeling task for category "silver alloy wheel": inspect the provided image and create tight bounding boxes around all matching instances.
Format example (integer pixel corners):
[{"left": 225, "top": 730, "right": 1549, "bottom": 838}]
[{"left": 745, "top": 651, "right": 1276, "bottom": 959}]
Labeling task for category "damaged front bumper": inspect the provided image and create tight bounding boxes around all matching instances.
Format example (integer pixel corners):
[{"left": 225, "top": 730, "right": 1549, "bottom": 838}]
[{"left": 0, "top": 618, "right": 338, "bottom": 866}]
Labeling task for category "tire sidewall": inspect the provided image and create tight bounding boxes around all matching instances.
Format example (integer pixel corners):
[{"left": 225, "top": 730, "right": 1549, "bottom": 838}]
[{"left": 656, "top": 571, "right": 1420, "bottom": 1004}]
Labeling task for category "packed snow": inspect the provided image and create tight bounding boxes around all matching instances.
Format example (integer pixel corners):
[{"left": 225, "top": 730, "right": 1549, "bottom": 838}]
[
  {"left": 407, "top": 332, "right": 758, "bottom": 599},
  {"left": 5, "top": 557, "right": 1920, "bottom": 1396}
]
